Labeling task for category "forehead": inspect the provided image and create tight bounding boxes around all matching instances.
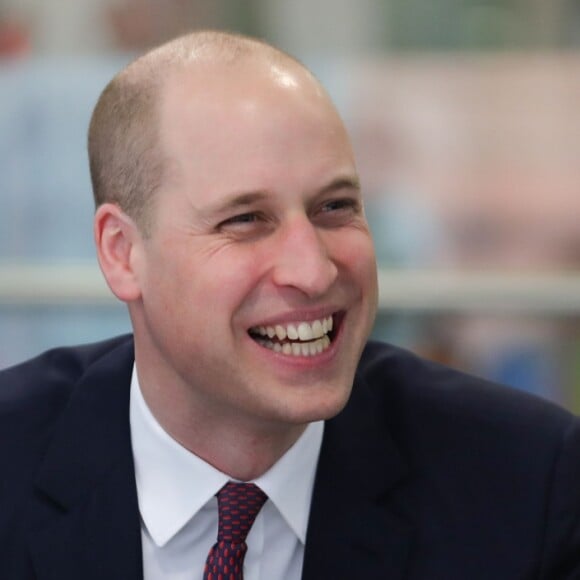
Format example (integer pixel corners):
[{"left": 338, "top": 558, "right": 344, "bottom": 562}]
[{"left": 156, "top": 60, "right": 356, "bottom": 205}]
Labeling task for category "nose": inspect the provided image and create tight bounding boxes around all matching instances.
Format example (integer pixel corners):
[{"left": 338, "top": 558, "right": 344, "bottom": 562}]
[{"left": 271, "top": 217, "right": 338, "bottom": 298}]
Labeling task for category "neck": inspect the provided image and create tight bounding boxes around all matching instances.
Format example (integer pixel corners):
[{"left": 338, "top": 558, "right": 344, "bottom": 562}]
[
  {"left": 178, "top": 422, "right": 305, "bottom": 481},
  {"left": 138, "top": 375, "right": 306, "bottom": 481}
]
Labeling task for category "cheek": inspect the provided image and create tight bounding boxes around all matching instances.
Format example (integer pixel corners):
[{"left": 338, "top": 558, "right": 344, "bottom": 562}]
[
  {"left": 138, "top": 243, "right": 201, "bottom": 323},
  {"left": 206, "top": 248, "right": 266, "bottom": 291},
  {"left": 332, "top": 230, "right": 377, "bottom": 278},
  {"left": 190, "top": 250, "right": 269, "bottom": 323},
  {"left": 334, "top": 231, "right": 379, "bottom": 317}
]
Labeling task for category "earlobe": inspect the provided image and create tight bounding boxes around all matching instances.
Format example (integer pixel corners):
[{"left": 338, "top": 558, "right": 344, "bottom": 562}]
[{"left": 94, "top": 203, "right": 143, "bottom": 302}]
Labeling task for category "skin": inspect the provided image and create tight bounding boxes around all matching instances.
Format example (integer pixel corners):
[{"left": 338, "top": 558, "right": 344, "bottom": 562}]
[{"left": 95, "top": 55, "right": 378, "bottom": 480}]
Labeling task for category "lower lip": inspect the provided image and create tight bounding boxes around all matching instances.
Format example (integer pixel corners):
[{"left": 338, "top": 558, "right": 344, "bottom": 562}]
[{"left": 248, "top": 317, "right": 344, "bottom": 368}]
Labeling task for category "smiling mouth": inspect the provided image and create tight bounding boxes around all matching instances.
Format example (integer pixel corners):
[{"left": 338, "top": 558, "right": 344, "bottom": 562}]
[{"left": 248, "top": 313, "right": 341, "bottom": 357}]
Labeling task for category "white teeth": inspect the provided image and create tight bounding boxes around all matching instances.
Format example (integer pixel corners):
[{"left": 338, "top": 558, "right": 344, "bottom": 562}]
[
  {"left": 287, "top": 324, "right": 299, "bottom": 340},
  {"left": 311, "top": 319, "right": 324, "bottom": 339},
  {"left": 251, "top": 315, "right": 335, "bottom": 343},
  {"left": 256, "top": 335, "right": 332, "bottom": 357},
  {"left": 297, "top": 322, "right": 314, "bottom": 341},
  {"left": 275, "top": 325, "right": 286, "bottom": 340}
]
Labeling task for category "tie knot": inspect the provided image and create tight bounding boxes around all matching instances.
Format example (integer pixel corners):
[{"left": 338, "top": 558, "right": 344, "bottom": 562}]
[{"left": 216, "top": 482, "right": 268, "bottom": 545}]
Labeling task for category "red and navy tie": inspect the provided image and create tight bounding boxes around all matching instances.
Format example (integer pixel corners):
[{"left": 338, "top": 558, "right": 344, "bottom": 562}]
[{"left": 203, "top": 482, "right": 268, "bottom": 580}]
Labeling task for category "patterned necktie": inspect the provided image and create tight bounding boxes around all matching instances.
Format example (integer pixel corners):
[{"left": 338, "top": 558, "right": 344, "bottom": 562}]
[{"left": 203, "top": 481, "right": 268, "bottom": 580}]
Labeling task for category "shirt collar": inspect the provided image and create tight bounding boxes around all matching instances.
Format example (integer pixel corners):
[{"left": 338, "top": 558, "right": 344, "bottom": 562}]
[
  {"left": 130, "top": 365, "right": 323, "bottom": 547},
  {"left": 254, "top": 415, "right": 323, "bottom": 544}
]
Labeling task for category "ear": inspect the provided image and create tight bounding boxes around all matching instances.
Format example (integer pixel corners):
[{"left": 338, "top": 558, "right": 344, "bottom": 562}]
[{"left": 94, "top": 203, "right": 143, "bottom": 302}]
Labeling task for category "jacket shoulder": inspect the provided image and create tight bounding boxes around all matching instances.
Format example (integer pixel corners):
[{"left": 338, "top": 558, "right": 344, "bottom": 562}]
[
  {"left": 0, "top": 334, "right": 136, "bottom": 578},
  {"left": 0, "top": 334, "right": 133, "bottom": 420},
  {"left": 355, "top": 340, "right": 574, "bottom": 441},
  {"left": 351, "top": 341, "right": 580, "bottom": 577}
]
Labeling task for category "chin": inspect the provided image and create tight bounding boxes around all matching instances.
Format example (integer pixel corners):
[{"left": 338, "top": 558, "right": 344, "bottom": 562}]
[{"left": 282, "top": 386, "right": 353, "bottom": 425}]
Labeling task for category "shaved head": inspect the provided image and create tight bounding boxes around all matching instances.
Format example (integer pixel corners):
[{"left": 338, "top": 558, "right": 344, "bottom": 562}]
[
  {"left": 88, "top": 30, "right": 320, "bottom": 234},
  {"left": 90, "top": 29, "right": 376, "bottom": 475}
]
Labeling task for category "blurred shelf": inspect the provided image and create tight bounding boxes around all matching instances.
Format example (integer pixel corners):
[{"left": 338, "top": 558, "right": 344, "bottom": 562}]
[
  {"left": 2, "top": 263, "right": 580, "bottom": 313},
  {"left": 377, "top": 270, "right": 580, "bottom": 313},
  {"left": 0, "top": 263, "right": 112, "bottom": 306}
]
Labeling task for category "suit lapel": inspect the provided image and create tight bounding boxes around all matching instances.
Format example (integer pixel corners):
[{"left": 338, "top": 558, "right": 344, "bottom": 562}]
[
  {"left": 302, "top": 371, "right": 414, "bottom": 580},
  {"left": 28, "top": 338, "right": 143, "bottom": 580},
  {"left": 25, "top": 336, "right": 413, "bottom": 579}
]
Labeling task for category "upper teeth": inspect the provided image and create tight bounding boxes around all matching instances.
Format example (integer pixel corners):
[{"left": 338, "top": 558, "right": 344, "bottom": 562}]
[{"left": 252, "top": 316, "right": 333, "bottom": 342}]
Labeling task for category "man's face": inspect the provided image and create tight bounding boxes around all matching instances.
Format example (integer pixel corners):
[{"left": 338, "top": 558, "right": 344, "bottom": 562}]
[{"left": 130, "top": 62, "right": 378, "bottom": 435}]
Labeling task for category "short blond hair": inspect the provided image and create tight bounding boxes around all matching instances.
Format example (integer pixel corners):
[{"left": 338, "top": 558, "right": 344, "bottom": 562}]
[{"left": 88, "top": 30, "right": 301, "bottom": 234}]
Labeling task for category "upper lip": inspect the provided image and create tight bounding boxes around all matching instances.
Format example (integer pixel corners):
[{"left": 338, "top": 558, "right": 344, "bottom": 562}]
[{"left": 247, "top": 308, "right": 341, "bottom": 329}]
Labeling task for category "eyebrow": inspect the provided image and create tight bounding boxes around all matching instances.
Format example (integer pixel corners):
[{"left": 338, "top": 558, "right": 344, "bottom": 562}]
[
  {"left": 199, "top": 173, "right": 361, "bottom": 218},
  {"left": 320, "top": 174, "right": 361, "bottom": 195},
  {"left": 198, "top": 191, "right": 270, "bottom": 219}
]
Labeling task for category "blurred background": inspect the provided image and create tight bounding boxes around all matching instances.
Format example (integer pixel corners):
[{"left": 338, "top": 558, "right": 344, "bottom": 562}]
[{"left": 1, "top": 0, "right": 580, "bottom": 409}]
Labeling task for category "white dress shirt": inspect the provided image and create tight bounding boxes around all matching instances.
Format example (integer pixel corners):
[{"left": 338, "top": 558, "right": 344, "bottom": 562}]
[{"left": 129, "top": 366, "right": 324, "bottom": 580}]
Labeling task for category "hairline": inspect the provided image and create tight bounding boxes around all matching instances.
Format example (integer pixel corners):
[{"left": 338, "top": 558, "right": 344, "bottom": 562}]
[{"left": 88, "top": 31, "right": 324, "bottom": 237}]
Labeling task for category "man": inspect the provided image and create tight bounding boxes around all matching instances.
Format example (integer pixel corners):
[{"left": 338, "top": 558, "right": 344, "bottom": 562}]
[{"left": 1, "top": 30, "right": 580, "bottom": 580}]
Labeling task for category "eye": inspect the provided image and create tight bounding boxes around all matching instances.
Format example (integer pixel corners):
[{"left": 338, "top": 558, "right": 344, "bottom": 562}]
[
  {"left": 316, "top": 197, "right": 362, "bottom": 227},
  {"left": 321, "top": 198, "right": 360, "bottom": 213},
  {"left": 220, "top": 212, "right": 260, "bottom": 226},
  {"left": 215, "top": 211, "right": 272, "bottom": 239}
]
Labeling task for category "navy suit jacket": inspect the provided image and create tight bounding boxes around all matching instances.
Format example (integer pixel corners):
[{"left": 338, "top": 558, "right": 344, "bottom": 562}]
[{"left": 2, "top": 334, "right": 580, "bottom": 579}]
